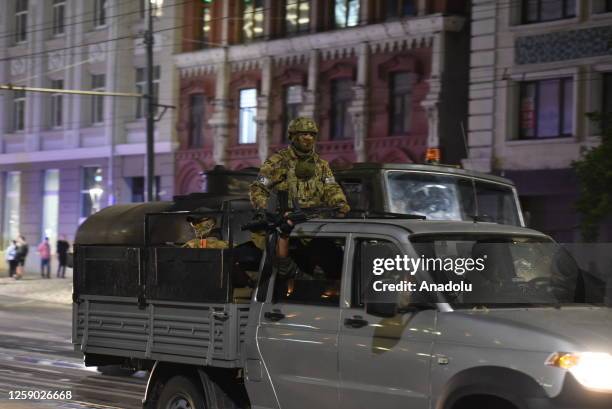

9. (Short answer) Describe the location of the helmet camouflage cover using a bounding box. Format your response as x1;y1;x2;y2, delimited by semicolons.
287;117;319;140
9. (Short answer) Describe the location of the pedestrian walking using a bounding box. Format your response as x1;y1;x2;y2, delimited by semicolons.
38;237;51;279
56;235;70;279
15;235;28;279
4;240;18;278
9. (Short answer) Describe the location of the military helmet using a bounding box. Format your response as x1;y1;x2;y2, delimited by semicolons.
287;117;319;139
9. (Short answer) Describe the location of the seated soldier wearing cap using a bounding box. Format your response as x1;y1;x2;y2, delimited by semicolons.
182;216;228;249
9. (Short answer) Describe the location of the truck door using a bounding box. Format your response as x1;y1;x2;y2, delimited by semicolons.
257;236;346;409
338;238;435;409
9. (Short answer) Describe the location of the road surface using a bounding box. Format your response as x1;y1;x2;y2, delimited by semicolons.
0;294;146;409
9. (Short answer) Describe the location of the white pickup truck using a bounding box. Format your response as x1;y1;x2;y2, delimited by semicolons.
72;198;611;409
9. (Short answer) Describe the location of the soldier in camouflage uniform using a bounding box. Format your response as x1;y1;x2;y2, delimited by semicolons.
249;117;350;214
182;216;228;249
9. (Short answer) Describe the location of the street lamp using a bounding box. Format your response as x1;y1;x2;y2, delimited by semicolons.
89;185;104;214
150;0;164;16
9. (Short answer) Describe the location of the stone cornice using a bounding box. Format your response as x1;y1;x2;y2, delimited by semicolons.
175;14;465;77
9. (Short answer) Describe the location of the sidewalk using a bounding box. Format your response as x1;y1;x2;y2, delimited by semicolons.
0;272;73;305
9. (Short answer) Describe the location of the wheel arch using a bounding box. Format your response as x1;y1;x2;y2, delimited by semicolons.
142;362;247;409
435;366;548;409
142;362;199;409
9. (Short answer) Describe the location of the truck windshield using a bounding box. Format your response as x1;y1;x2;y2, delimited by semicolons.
409;235;606;308
386;171;520;225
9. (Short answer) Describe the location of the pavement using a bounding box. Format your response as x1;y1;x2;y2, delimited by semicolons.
0;271;73;305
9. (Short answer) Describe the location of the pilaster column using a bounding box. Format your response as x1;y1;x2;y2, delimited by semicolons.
422;102;439;154
462;0;497;172
299;49;320;120
310;0;322;33
359;0;371;25
221;0;231;46
25;0;45;151
257;57;273;163
0;3;9;152
421;34;444;153
348;42;369;162
67;0;85;148
105;0;130;146
209;49;230;166
105;0;132;205
156;0;180;145
417;0;428;16
263;0;274;39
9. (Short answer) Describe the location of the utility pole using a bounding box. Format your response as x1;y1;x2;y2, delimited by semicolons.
145;0;155;202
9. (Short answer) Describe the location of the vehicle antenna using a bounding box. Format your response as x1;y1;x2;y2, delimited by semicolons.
460;122;479;223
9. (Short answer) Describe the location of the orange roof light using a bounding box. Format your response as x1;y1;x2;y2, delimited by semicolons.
426;148;441;163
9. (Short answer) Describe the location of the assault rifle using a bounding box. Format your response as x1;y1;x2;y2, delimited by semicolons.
241;203;341;298
241;192;341;233
241;207;339;233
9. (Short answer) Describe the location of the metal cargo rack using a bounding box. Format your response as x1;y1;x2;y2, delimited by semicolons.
72;199;259;368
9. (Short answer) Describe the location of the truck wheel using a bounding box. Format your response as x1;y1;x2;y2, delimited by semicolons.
157;376;206;409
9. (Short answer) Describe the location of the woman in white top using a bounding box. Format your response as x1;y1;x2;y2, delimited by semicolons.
4;240;17;278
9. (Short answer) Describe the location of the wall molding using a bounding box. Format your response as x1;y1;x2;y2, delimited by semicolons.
175;15;464;77
0;142;176;165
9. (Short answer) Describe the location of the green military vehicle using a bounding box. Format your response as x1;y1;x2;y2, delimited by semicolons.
200;163;524;226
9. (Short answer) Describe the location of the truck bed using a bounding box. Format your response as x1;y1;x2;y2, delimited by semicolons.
73;295;251;368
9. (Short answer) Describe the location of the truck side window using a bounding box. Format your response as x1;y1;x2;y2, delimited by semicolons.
273;237;345;306
352;239;402;308
339;178;372;210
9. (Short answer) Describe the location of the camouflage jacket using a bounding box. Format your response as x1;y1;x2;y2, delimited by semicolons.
249;147;350;212
182;237;228;249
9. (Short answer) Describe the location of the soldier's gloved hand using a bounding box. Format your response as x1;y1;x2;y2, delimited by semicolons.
336;202;351;217
287;209;307;225
277;218;295;238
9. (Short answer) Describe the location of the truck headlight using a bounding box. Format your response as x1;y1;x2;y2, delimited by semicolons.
546;352;612;392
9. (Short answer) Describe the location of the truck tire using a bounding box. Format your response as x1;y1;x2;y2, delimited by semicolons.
452;395;518;409
157;375;206;409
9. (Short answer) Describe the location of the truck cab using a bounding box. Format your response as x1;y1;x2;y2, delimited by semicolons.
334;163;524;226
73;201;611;409
194;163;525;227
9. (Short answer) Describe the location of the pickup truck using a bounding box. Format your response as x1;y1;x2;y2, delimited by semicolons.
72;197;611;409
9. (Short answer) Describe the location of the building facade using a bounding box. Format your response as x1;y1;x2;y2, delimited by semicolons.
174;0;470;194
0;0;180;273
464;0;612;241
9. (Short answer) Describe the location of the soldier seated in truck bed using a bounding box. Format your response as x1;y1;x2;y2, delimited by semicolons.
182;215;229;249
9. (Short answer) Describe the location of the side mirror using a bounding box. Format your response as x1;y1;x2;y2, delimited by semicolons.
365;277;397;317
